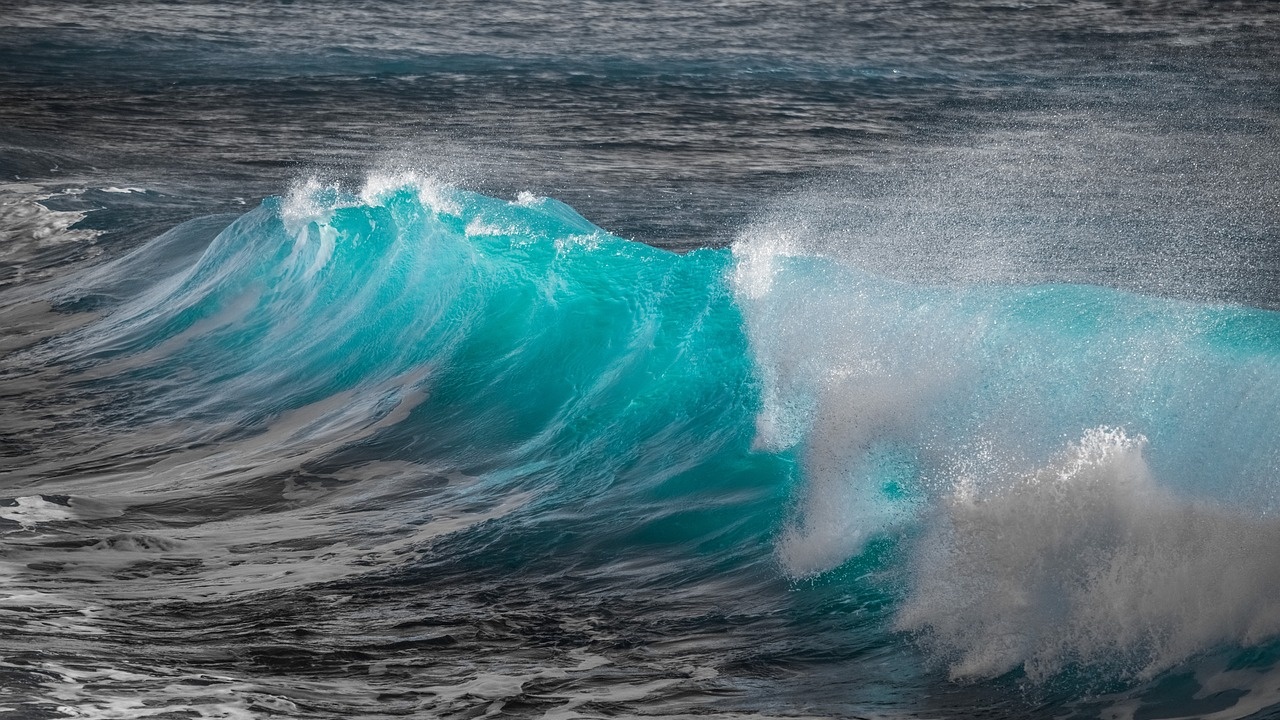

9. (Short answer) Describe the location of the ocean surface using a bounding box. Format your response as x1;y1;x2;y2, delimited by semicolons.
2;2;1279;718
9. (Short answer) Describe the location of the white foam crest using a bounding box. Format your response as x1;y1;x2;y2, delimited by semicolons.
282;171;465;232
897;427;1280;682
729;226;803;302
359;170;463;216
279;175;343;232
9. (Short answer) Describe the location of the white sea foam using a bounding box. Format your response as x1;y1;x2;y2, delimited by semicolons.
361;170;463;216
282;171;466;237
729;225;801;304
897;427;1280;682
0;184;100;281
731;228;970;578
0;495;123;528
280;175;342;232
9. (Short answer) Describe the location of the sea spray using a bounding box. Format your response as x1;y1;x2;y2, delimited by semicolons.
898;427;1280;682
730;209;1280;681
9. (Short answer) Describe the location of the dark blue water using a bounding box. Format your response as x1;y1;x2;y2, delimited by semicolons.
2;2;1279;718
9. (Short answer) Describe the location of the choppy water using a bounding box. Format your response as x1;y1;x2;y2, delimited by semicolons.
2;2;1280;718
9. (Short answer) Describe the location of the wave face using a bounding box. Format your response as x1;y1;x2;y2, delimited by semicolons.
26;175;792;572
5;176;1280;718
54;175;758;467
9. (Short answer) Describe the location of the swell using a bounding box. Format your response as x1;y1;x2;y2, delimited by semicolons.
8;174;1280;707
12;175;785;570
